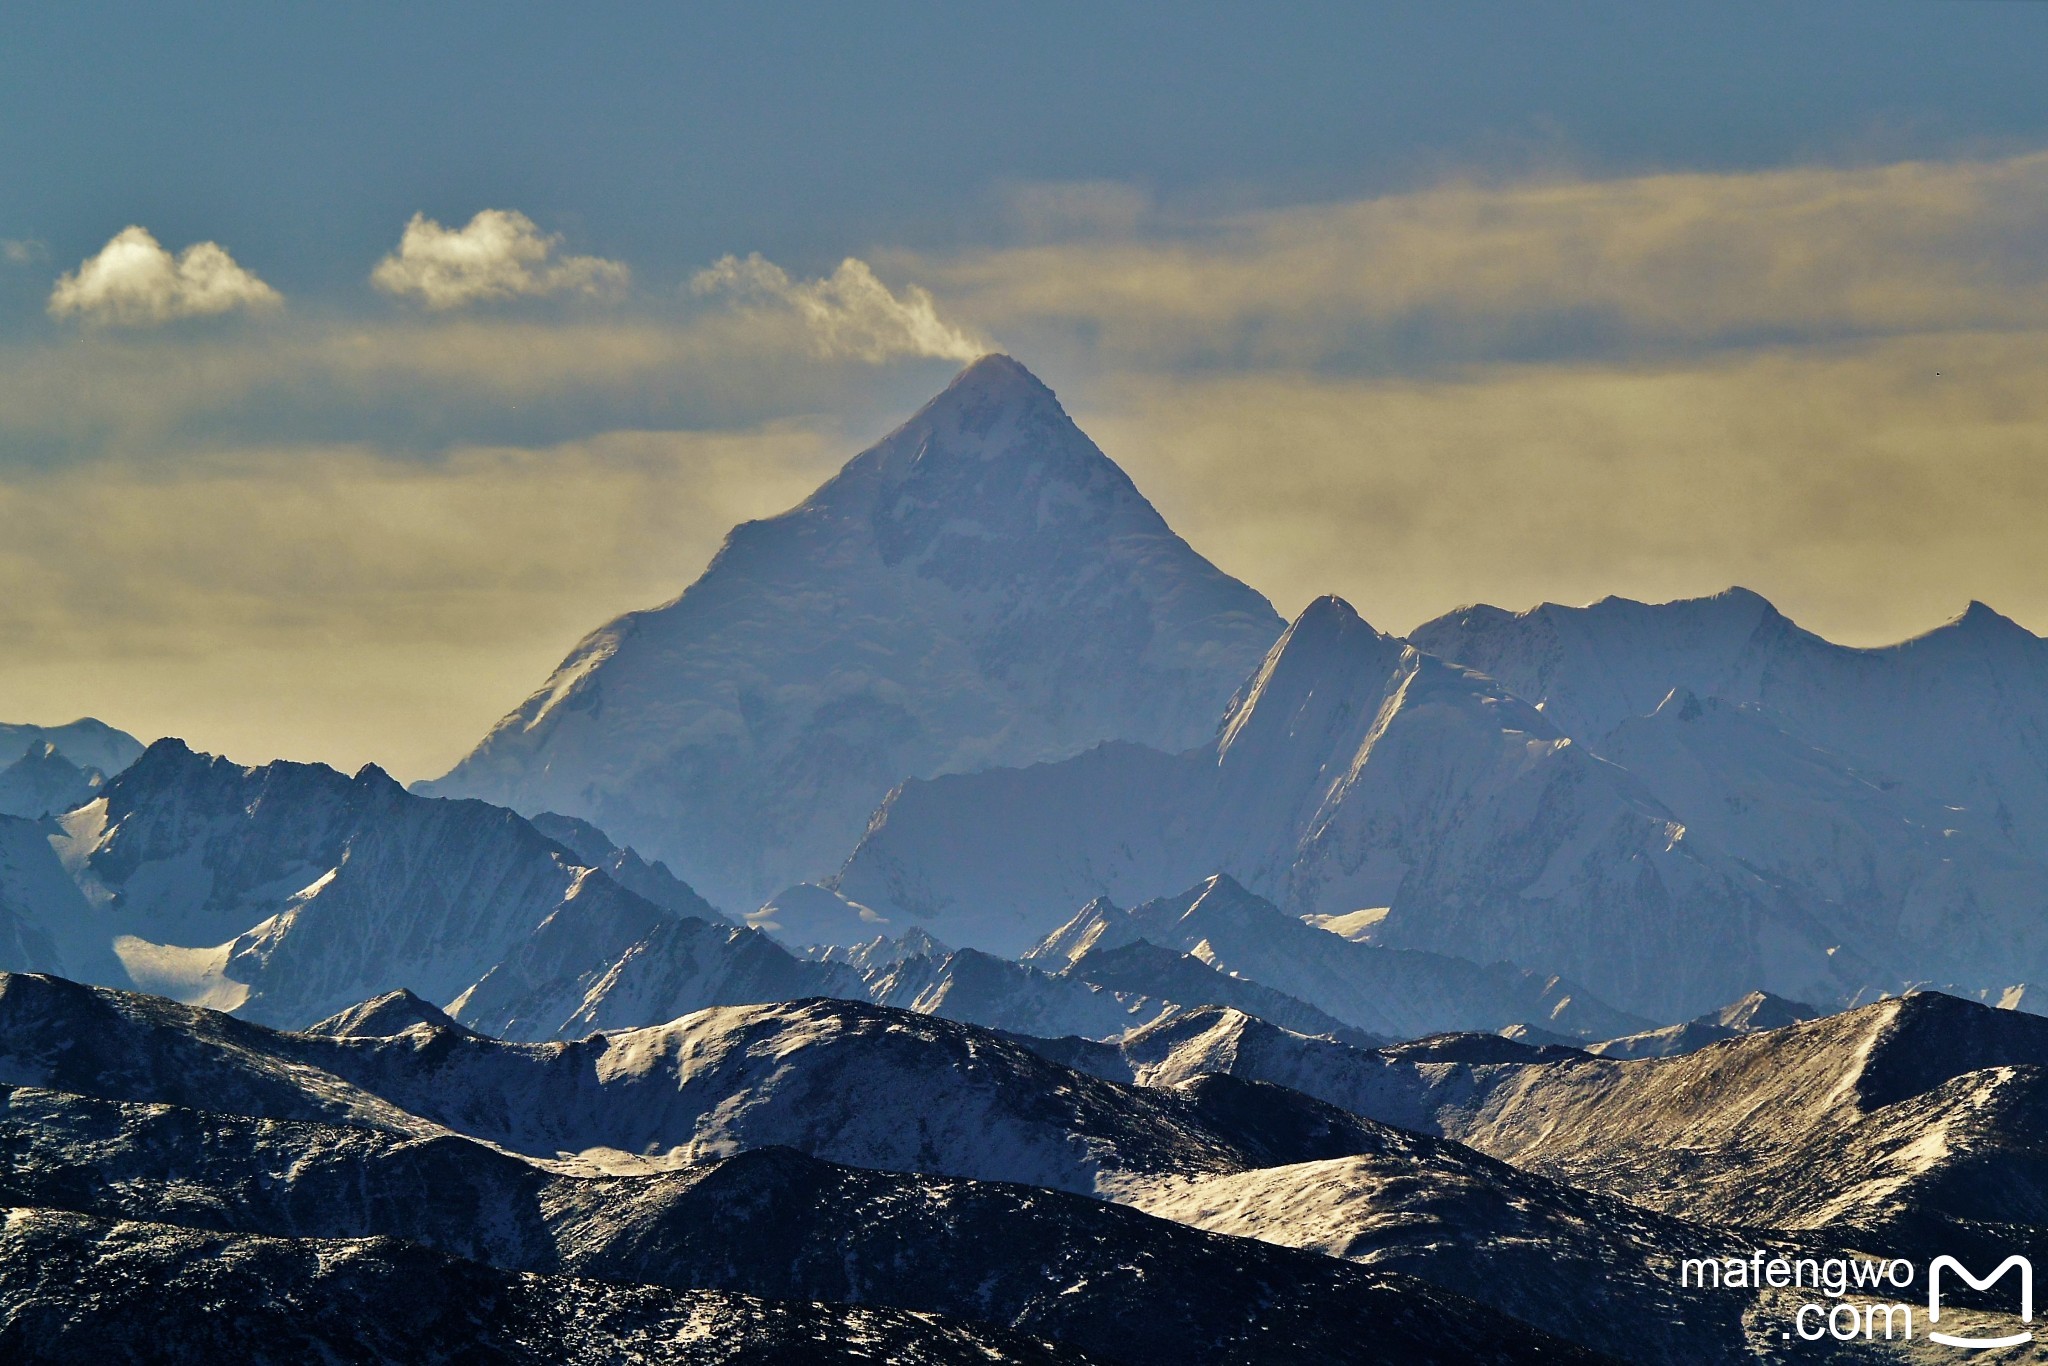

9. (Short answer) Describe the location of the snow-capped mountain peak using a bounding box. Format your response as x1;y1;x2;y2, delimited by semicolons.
423;355;1283;908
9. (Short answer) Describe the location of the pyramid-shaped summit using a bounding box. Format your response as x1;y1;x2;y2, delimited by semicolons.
426;356;1283;910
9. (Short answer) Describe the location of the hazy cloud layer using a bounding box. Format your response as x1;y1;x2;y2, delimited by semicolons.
693;253;984;362
910;151;2048;367
0;425;846;776
372;210;629;309
48;227;282;326
1086;331;2048;644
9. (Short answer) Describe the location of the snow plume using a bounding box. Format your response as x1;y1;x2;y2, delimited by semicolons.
692;253;984;362
48;227;281;326
372;210;629;309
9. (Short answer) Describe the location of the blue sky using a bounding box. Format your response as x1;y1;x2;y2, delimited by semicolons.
4;3;2047;774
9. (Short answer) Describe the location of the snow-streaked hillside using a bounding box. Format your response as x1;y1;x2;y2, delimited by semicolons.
0;1083;1582;1366
0;740;858;1034
0;974;1371;1196
423;355;1283;909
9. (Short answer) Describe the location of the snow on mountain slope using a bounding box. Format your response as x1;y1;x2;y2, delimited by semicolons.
527;811;728;923
1028;988;2048;1289
0;1206;1082;1366
1602;687;2048;992
0;718;143;780
0;743;106;821
451;900;868;1041
746;881;898;947
1125;1138;1751;1366
853;931;1382;1047
422;355;1283;910
0;1086;1591;1366
1411;589;2048;854
1442;992;2048;1232
0;974;1382;1198
1026;876;1649;1040
1586;989;1823;1060
1174;989;2048;1269
304;987;472;1038
0;739;861;1034
1057;934;1384;1046
1075;987;2048;1253
838;598;1859;1019
1019;1003;1571;1138
0;972;440;1137
864;946;1156;1040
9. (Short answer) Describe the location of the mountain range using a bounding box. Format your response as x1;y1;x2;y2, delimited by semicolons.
5;355;2048;1360
835;581;2048;1020
12;966;2045;1361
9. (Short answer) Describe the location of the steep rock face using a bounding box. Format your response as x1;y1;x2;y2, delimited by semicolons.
0;741;853;1035
856;935;1380;1047
1408;592;2048;999
424;355;1282;909
1059;935;1383;1047
837;599;1879;1018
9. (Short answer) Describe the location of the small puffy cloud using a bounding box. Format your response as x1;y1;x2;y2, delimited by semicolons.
372;210;629;309
692;253;984;362
48;227;282;326
3;239;48;267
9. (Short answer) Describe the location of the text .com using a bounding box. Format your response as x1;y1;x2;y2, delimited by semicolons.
1679;1252;2033;1348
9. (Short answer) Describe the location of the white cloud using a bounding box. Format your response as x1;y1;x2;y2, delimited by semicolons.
371;210;629;309
692;253;984;362
48;227;282;326
3;239;47;267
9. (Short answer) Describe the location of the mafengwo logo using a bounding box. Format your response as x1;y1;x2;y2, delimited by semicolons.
1928;1256;2033;1351
1680;1251;2034;1348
